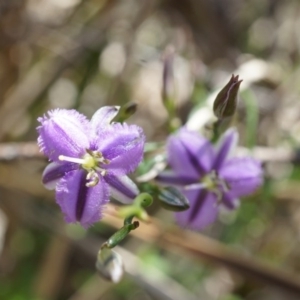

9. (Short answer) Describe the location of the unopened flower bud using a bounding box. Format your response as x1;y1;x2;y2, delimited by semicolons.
213;74;242;120
96;246;124;283
158;186;190;212
124;102;137;115
112;102;137;123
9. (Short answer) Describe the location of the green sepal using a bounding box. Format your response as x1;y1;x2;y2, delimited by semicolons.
158;186;190;212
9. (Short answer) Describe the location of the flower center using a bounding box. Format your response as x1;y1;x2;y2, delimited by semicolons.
201;174;216;191
59;150;110;187
200;171;230;203
82;153;98;170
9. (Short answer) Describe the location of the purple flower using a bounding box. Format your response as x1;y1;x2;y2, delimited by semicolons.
156;128;263;230
37;106;145;228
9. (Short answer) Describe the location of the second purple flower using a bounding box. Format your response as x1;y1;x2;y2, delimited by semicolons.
37;106;145;228
156;128;263;230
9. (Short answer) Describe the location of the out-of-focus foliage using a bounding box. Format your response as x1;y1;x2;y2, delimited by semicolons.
1;0;300;299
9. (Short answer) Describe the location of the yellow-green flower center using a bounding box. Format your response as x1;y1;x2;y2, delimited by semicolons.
201;174;216;191
199;171;230;203
82;153;98;170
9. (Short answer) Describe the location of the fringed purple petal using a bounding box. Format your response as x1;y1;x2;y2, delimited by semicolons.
96;123;145;175
213;128;238;169
168;128;215;178
91;106;120;134
155;171;197;186
42;162;78;190
37;109;90;161
219;157;263;198
105;174;139;204
176;189;218;230
56;170;109;228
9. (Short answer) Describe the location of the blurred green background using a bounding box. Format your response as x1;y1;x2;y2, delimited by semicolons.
1;0;300;299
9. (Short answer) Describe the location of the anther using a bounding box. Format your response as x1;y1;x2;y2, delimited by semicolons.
100;170;107;176
96;157;110;164
86;171;99;187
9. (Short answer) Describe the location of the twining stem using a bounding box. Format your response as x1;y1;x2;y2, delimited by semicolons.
104;221;139;249
102;193;153;249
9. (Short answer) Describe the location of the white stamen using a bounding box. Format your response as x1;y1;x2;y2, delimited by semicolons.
86;176;99;187
59;155;84;164
95;166;107;176
184;183;207;190
214;189;223;204
217;180;229;193
96;158;110;164
100;170;107;176
96;157;105;163
86;172;92;180
86;170;100;187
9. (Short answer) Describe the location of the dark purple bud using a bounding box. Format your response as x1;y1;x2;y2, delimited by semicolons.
213;74;242;120
158;186;190;212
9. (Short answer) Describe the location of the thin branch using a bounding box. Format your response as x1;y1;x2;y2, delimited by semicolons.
0;0;118;139
0;141;295;163
103;205;300;296
0;142;41;160
4;193;300;296
1;143;300;294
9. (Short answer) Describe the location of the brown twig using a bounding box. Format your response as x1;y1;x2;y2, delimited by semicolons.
5;192;300;296
103;205;300;296
0;141;295;163
1;142;300;294
0;0;118;139
0;142;41;160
